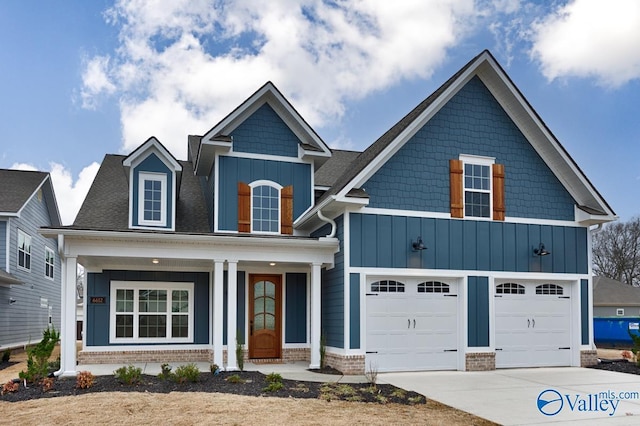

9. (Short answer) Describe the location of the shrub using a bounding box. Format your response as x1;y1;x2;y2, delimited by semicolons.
41;377;55;392
114;365;142;385
1;381;19;395
622;350;634;361
262;381;284;392
76;371;95;389
629;331;640;366
364;362;378;388
19;326;60;384
265;372;282;383
236;333;244;372
158;363;172;381
173;363;200;384
1;349;10;363
226;374;245;384
48;356;60;372
320;332;327;369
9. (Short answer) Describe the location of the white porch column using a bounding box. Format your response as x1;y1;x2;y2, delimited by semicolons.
309;262;322;369
226;260;238;371
59;255;77;377
213;260;225;368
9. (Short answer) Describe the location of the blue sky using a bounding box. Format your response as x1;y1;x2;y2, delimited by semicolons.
1;0;638;224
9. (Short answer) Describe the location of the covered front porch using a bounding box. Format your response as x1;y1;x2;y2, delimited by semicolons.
52;229;338;376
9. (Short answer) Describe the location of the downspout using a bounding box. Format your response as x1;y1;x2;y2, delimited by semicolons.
317;210;336;238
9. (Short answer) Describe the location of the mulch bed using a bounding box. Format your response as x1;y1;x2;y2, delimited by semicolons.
1;371;426;405
588;358;640;375
0;361;18;371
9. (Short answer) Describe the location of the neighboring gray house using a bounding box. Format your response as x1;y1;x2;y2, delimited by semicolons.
0;169;62;350
593;276;640;317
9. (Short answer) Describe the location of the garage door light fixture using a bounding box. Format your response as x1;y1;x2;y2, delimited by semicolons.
533;243;550;256
412;236;427;251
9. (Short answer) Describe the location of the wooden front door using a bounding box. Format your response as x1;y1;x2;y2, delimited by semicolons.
249;275;282;359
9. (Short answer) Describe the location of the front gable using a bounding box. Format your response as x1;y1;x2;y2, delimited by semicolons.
363;76;576;221
123;137;182;231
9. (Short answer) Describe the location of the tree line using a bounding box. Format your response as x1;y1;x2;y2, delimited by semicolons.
593;217;640;287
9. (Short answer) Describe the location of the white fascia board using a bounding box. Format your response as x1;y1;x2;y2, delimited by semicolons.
123;138;182;172
15;176;48;218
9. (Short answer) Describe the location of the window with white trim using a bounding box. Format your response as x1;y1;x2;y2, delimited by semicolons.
110;281;193;343
17;230;31;271
617;308;625;316
45;247;55;279
461;155;494;218
138;172;167;226
250;180;281;233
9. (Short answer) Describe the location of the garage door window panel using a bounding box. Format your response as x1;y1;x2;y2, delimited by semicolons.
535;284;564;295
418;281;450;293
370;280;405;293
496;283;525;294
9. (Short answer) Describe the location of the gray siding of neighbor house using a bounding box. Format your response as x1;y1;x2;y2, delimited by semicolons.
595;306;640;318
0;220;6;267
0;193;61;348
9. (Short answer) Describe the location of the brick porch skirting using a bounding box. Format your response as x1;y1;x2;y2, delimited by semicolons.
78;349;213;365
580;349;598;367
465;352;496;371
324;352;365;375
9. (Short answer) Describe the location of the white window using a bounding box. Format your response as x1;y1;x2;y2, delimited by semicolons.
370;280;405;293
496;283;525;294
138;172;167;226
17;230;31;271
45;247;55;279
250;180;281;234
460;155;494;218
110;281;193;343
617;308;625;316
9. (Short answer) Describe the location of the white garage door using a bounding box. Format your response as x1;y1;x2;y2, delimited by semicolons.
366;278;458;372
495;282;571;368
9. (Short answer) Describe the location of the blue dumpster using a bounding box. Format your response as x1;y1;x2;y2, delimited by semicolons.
594;317;640;348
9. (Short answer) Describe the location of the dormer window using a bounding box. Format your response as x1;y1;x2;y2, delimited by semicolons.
138;172;167;226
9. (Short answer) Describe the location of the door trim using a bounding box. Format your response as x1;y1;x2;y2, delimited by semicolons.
248;274;282;359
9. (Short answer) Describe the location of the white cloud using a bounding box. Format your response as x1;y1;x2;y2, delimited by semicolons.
11;162;100;226
82;0;476;159
531;0;640;87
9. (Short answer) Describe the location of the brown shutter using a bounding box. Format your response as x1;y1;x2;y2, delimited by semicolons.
450;159;464;218
238;182;251;233
492;163;505;221
280;185;293;235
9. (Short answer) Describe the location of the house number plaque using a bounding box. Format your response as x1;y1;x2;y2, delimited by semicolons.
90;296;106;304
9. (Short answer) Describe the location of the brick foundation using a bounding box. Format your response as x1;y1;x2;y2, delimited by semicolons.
324;352;365;375
78;349;212;365
580;349;598;367
465;352;496;371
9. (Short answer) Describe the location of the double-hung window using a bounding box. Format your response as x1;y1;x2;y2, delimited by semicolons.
17;230;31;271
110;281;193;343
45;247;55;279
461;155;494;219
138;172;167;226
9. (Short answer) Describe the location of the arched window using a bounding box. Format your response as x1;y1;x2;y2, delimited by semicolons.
536;284;564;295
371;280;405;293
417;281;450;293
250;181;281;233
496;283;525;295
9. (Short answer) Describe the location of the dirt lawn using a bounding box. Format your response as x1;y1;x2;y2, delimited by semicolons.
0;348;496;425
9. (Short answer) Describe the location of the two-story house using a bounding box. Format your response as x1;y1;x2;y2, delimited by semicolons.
1;169;62;350
46;50;615;376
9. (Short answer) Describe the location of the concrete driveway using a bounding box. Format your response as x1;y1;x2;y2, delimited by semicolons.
380;367;640;425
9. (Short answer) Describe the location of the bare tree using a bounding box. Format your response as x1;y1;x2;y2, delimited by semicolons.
593;217;640;286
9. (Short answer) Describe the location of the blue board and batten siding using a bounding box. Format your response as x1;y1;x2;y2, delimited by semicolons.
230;103;300;157
468;276;489;347
285;273;307;344
363;76;575;221
217;157;312;231
314;216;345;349
131;153;173;229
349;273;360;349
0;194;61;347
85;270;209;346
581;279;589;345
350;213;588;274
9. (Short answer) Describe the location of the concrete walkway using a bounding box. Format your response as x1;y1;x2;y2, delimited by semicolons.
380;367;640;425
77;360;368;384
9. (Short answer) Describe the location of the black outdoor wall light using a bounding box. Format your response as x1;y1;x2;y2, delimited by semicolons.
412;236;427;251
533;243;550;256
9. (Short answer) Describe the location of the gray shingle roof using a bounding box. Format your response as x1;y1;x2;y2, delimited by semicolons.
72;155;210;233
314;150;361;187
593;276;640;306
0;169;49;213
